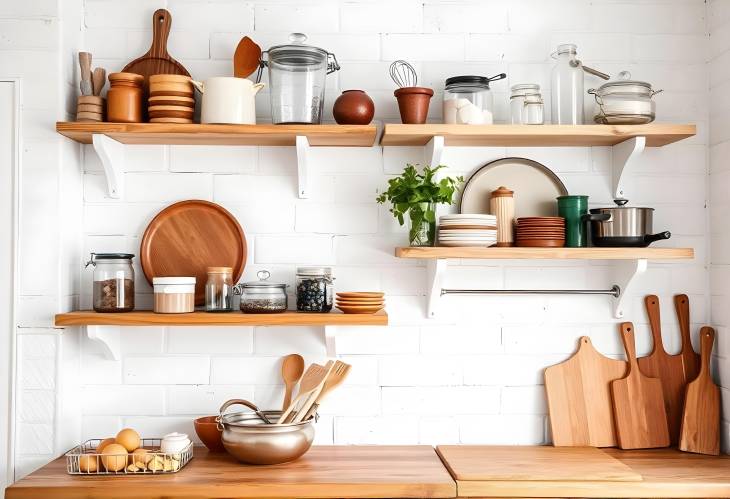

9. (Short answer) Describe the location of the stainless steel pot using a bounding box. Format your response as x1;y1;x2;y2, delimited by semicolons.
583;200;670;247
216;399;314;465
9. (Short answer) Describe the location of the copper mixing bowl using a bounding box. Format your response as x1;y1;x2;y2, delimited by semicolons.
194;416;225;452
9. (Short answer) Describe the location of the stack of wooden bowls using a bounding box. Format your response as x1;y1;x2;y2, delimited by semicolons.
76;95;105;122
335;292;385;315
148;74;195;123
515;217;566;247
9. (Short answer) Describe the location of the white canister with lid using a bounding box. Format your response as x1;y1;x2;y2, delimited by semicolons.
161;432;191;454
153;277;196;313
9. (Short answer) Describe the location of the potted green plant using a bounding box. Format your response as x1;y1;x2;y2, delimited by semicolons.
376;164;463;247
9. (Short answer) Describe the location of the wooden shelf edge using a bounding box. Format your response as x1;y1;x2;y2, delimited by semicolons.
54;310;388;327
394;247;694;260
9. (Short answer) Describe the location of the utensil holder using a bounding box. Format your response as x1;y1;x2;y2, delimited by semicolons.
394;87;433;124
76;96;105;122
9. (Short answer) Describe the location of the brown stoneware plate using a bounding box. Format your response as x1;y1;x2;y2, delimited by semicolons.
140;200;246;305
336;304;384;314
516;239;565;247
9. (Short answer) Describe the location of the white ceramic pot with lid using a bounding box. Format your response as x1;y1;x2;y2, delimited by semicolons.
192;77;265;124
153;276;196;313
588;71;662;124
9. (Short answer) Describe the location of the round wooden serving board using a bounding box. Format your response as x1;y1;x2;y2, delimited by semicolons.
140;200;246;305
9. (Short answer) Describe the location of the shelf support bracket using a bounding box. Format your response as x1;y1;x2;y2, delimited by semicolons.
425;135;445;167
92;134;125;199
426;259;448;318
324;326;336;357
86;325;121;360
612;258;648;319
612;136;645;200
296;135;310;199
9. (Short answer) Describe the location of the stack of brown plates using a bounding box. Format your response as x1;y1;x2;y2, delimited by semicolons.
76;95;105;122
335;292;385;314
515;217;565;247
148;74;195;123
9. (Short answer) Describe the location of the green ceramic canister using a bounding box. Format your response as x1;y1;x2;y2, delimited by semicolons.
557;195;588;247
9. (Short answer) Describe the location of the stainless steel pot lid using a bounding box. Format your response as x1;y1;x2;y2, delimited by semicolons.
240;270;287;290
589;199;654;211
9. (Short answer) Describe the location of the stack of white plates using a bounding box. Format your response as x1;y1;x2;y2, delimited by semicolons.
438;214;497;247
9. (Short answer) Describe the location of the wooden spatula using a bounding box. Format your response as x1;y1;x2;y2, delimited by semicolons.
277;362;333;424
611;322;670;449
233;36;261;79
679;327;720;455
92;67;106;96
298;361;351;422
78;52;93;96
675;294;700;381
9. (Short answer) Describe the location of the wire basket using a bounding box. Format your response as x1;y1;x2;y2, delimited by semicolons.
65;438;193;475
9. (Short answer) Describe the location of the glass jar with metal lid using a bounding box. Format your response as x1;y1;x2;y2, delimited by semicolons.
258;33;340;124
443;74;506;125
85;253;135;313
237;270;288;313
510;84;544;125
588;72;662;124
296;267;334;312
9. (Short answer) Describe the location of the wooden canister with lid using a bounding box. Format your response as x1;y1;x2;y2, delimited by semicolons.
490;186;514;247
107;72;144;123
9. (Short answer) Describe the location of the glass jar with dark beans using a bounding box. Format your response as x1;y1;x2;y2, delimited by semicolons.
296;267;334;312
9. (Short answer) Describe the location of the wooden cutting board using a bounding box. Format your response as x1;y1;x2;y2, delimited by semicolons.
637;295;686;445
612;322;670;449
679;327;720;455
544;336;626;447
675;294;701;381
140;200;246;305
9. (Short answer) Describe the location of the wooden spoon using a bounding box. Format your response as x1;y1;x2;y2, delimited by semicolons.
92;67;106;96
281;354;304;411
299;361;351;422
233;36;261;79
277;362;333;424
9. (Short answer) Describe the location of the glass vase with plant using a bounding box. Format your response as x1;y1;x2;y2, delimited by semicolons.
376;164;463;247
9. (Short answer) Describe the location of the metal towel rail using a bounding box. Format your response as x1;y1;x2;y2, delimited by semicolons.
441;285;620;297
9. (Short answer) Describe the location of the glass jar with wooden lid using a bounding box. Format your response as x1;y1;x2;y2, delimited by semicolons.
107;72;144;123
205;266;234;312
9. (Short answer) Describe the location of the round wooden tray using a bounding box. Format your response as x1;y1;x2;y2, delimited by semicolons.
140;200;246;305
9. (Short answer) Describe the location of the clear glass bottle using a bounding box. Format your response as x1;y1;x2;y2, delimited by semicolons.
296;267;334;312
85;253;135;313
551;44;584;124
205;266;233;312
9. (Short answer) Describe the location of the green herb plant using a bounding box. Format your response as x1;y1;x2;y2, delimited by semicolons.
376;164;463;246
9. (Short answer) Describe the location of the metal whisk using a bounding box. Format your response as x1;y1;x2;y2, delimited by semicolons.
389;60;418;88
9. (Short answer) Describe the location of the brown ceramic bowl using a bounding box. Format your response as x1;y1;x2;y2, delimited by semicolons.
194;416;226;452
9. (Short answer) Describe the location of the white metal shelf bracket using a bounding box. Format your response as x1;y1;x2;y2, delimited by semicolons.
324;326;336;357
86;325;121;360
612;136;645;200
425;135;445;167
296;135;310;198
92;134;126;199
612;258;648;319
426;259;448;318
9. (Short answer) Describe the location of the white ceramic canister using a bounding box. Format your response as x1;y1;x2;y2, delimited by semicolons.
192;77;265;124
153;277;196;313
161;432;191;454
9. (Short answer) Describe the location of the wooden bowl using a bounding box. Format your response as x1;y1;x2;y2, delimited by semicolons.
194;416;225;452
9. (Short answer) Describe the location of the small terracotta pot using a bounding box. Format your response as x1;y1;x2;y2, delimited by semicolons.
194;415;225;453
333;90;375;125
394;87;434;124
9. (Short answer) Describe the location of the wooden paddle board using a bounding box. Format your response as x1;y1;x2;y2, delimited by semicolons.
675;294;701;381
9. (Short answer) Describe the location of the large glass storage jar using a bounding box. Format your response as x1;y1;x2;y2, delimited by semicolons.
443;74;506;125
205;266;233;312
551;44;584;124
260;33;340;124
296;267;334;312
588;73;661;124
510;84;544;125
238;270;288;313
86;253;135;313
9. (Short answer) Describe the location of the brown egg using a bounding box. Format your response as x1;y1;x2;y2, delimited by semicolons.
101;443;128;471
115;428;141;452
131;448;151;466
78;454;98;473
96;437;116;454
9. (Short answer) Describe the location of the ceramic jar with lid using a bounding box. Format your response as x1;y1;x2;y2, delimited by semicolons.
237;270;288;313
153;277;196;313
107;72;144;123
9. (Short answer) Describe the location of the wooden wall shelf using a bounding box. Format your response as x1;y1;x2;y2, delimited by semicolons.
395;247;694;260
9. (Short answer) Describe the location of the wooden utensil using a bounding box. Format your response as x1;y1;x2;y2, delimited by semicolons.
637;294;686;444
675;294;701;381
281;354;305;411
544;336;626;447
277;362;333;424
611;322;670;449
297;361;351;422
679;327;720;455
233;36;261;79
122;9;190;91
92;67;106;96
140;200;246;305
78;52;93;96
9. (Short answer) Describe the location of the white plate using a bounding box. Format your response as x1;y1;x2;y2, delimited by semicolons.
441;215;496;221
438;238;497;242
460;158;568;217
439;241;495;247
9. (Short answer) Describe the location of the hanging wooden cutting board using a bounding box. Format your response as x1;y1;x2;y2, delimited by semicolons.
544;336;626;447
679;326;720;455
675;294;701;381
612;322;670;450
140;200;246;305
637;295;686;445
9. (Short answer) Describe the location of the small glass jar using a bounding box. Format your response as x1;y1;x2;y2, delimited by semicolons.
443;74;506;125
510;84;544;125
107;72;144;123
296;267;334;312
238;270;288;313
205;266;233;312
86;253;135;313
153;277;196;314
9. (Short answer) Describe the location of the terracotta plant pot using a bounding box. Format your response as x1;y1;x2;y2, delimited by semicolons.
333;90;375;125
394;87;434;124
194;415;225;452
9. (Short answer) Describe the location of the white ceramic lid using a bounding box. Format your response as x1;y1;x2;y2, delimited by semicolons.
153;277;196;285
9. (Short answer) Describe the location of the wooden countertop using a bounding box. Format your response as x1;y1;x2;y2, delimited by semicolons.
4;445;456;499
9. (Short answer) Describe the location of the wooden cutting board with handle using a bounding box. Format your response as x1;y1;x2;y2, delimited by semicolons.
637;294;686;445
675;294;701;381
544;336;626;447
612;322;670;449
679;326;720;455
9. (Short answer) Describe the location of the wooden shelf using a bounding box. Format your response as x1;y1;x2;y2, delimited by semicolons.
55;310;387;327
395;247;694;260
55;122;377;146
380;124;696;147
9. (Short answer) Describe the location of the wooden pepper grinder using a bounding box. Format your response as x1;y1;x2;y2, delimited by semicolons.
490;186;514;247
